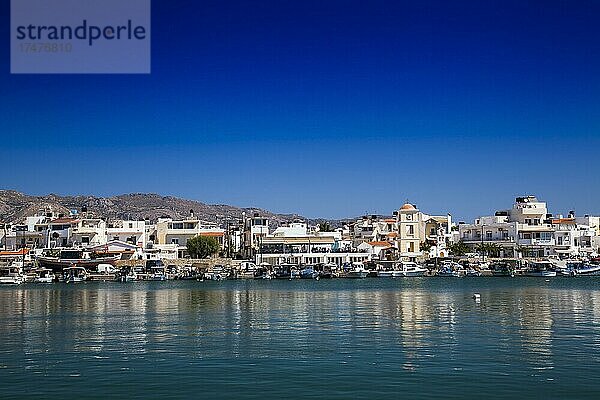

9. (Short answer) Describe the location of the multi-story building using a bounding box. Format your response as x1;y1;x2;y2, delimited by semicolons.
258;220;370;266
71;218;107;247
395;203;453;261
242;213;270;258
106;220;147;248
459;196;600;258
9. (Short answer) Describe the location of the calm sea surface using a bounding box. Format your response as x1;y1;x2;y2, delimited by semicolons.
1;278;600;399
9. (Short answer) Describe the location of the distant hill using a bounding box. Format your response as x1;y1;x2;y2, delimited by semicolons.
0;190;304;226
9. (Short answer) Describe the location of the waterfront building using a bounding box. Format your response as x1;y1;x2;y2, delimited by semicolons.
459;196;600;258
256;220;370;266
71;218;107;247
156;217;224;246
356;241;396;260
106;220;147;248
241;212;269;258
395;203;452;261
156;215;225;258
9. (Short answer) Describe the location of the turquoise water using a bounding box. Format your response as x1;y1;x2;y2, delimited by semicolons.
1;278;600;399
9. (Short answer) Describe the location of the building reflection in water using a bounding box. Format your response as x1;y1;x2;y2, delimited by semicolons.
2;280;600;379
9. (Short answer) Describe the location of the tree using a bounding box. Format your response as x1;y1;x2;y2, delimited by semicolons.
318;221;332;232
476;242;501;258
187;236;220;259
448;241;469;256
420;240;434;253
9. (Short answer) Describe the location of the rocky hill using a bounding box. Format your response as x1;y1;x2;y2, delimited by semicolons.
0;190;302;226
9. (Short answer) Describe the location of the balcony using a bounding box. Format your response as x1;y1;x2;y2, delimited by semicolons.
518;238;555;246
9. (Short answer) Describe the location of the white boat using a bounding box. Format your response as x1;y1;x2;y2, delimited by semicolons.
62;266;88;283
377;269;395;278
436;261;461;277
525;261;557;277
563;262;600;276
35;268;56;283
238;261;258;279
345;263;369;279
393;262;428;277
0;264;25;284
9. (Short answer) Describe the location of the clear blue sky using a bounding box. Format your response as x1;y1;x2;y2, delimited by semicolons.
1;1;599;220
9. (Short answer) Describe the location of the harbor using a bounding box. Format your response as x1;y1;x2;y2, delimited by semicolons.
1;278;600;399
1;195;599;285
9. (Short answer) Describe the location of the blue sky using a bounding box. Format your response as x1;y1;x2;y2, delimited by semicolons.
1;0;599;220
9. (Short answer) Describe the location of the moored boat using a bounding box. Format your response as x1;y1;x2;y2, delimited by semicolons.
524;261;557;277
0;263;24;285
299;266;319;279
563;262;600;276
436;261;461;277
345;263;369;279
34;268;56;283
490;261;516;277
62;266;88;283
394;262;427;277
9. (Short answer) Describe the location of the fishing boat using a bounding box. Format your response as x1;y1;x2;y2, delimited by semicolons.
436;261;461;277
118;267;139;282
490;262;516;277
465;268;482;277
37;249;119;273
0;263;24;284
34;268;56;283
300;266;319;279
524;261;557;277
238;261;258;279
276;264;300;279
345;263;369;279
62;266;88;283
562;262;600;276
253;266;272;279
315;263;335;279
393;262;428;277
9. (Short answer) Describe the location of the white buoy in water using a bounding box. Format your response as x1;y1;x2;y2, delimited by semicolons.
472;293;481;301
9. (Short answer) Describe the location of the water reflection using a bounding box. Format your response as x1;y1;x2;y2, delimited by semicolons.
1;279;600;398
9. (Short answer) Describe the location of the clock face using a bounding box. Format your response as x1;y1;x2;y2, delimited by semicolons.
406;215;412;220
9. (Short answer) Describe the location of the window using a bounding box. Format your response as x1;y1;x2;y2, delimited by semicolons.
171;238;179;245
486;231;492;240
82;237;89;244
525;219;532;225
407;225;414;235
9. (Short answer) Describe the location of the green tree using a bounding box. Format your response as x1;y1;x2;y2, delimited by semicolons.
476;242;501;258
448;241;470;256
420;240;434;252
187;236;220;259
318;221;332;232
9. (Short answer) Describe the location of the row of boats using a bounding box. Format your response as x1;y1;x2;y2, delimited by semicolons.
1;257;599;285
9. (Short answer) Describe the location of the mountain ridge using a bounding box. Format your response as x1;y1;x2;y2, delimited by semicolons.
0;190;306;226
